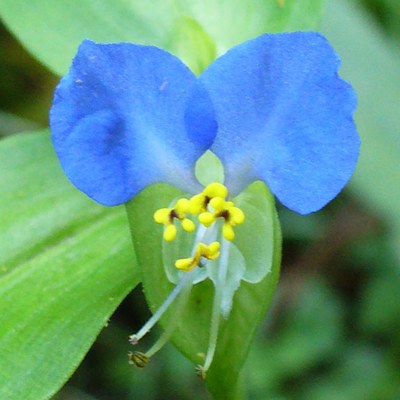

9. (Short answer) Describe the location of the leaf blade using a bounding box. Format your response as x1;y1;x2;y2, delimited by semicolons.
0;131;137;400
0;0;325;76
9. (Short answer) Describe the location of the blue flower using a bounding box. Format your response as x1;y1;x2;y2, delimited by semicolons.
50;32;359;215
50;32;360;374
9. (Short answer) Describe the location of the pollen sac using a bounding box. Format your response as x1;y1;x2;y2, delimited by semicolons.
153;198;195;241
189;182;228;214
199;197;245;241
175;242;220;272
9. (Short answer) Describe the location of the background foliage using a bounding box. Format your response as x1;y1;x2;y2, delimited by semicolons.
0;0;399;399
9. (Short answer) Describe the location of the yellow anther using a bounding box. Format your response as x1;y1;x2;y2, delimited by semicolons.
221;202;245;240
189;193;206;214
222;223;235;241
154;197;195;241
175;257;195;272
181;218;195;232
204;242;220;259
209;196;225;211
197;196;245;240
230;207;245;224
164;224;177;242
153;208;171;224
189;183;229;215
198;212;215;227
175;198;190;213
203;183;228;199
175;242;220;272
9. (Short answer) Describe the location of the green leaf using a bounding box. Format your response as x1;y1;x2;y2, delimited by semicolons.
126;181;281;399
168;16;216;76
321;0;400;253
0;0;325;76
183;0;325;53
0;131;138;400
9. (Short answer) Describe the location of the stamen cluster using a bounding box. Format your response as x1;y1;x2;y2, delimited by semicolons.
153;182;245;271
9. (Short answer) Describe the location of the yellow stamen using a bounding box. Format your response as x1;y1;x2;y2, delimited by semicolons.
175;242;220;272
175;257;196;272
198;196;245;240
153;208;171;224
188;193;205;214
198;212;215;227
206;242;220;259
181;218;195;232
164;224;177;242
209;196;225;210
189;183;229;215
203;182;228;199
154;197;195;241
175;198;190;213
222;223;235;241
230;207;245;224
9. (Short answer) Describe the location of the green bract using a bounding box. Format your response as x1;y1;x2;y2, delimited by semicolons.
126;153;281;398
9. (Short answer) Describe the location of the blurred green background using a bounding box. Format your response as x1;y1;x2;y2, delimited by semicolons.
1;0;399;399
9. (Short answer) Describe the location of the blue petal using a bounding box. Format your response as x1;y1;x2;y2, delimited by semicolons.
50;40;216;206
200;32;360;214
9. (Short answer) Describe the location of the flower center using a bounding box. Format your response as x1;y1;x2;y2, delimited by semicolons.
154;182;245;270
